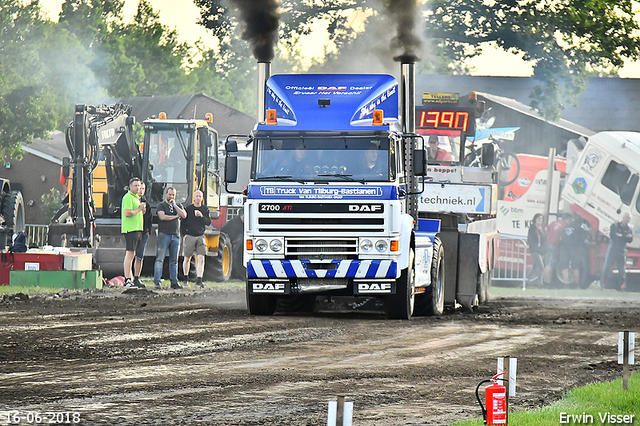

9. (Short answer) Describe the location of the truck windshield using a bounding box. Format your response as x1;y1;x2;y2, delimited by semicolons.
254;137;392;182
146;127;192;203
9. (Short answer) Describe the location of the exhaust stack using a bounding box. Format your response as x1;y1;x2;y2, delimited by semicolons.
257;61;271;123
396;55;419;219
398;56;416;134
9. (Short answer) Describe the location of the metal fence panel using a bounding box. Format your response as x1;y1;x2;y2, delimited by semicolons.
25;224;49;248
492;234;529;290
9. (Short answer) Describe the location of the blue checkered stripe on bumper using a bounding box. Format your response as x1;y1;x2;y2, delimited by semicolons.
247;260;398;279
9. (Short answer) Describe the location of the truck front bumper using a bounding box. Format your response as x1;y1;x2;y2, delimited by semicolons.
247;259;398;279
247;259;398;295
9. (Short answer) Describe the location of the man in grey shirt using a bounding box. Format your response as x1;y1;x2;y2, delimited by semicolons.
154;187;186;289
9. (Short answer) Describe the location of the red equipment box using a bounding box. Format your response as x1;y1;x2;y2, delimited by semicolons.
0;252;64;285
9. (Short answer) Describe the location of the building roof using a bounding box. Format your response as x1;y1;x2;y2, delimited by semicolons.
119;93;256;138
118;94;197;121
23;130;67;164
477;92;595;138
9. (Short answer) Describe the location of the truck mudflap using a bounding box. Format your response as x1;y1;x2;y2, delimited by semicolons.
247;259;398;279
415;219;440;288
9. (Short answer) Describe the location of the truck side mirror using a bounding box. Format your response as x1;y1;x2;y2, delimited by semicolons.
225;156;238;184
226;140;238;153
414;149;427;176
62;157;71;178
481;143;495;167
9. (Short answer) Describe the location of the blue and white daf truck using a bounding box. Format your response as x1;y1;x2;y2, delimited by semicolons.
225;61;499;319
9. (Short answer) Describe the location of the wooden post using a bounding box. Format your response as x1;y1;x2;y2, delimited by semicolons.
623;331;629;391
327;395;353;426
336;395;345;426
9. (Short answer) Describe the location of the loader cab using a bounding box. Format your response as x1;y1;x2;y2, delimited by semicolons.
142;116;220;212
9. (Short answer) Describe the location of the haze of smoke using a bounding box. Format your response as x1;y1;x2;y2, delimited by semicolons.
228;0;280;62
310;3;432;75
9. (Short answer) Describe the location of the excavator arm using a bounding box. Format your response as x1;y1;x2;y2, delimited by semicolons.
64;103;139;247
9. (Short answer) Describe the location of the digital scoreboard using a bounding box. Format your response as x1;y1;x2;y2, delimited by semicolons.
416;92;478;137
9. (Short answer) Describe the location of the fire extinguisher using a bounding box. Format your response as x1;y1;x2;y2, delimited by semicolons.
476;372;508;425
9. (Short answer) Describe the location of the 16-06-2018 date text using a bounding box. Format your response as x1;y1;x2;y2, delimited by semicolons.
3;411;81;424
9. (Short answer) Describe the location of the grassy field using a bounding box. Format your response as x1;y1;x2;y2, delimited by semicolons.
490;282;640;300
0;278;245;295
453;372;639;426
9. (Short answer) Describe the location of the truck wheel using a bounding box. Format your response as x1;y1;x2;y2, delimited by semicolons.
477;266;491;304
415;237;445;316
386;248;415;319
205;232;233;282
51;204;72;223
246;282;277;315
3;190;25;234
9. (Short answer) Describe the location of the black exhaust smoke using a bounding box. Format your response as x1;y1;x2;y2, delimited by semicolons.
385;0;421;63
229;0;280;62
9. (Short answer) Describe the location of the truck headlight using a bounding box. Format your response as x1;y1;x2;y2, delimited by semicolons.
269;239;283;252
375;240;388;253
360;239;373;253
255;239;268;252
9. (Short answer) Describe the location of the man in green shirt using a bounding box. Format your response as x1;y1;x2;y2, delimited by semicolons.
122;177;147;288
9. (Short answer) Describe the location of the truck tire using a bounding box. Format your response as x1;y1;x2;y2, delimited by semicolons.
386;248;415;320
415;237;445;316
51;204;72;223
477;266;491;304
246;282;277;315
205;232;233;282
3;190;25;234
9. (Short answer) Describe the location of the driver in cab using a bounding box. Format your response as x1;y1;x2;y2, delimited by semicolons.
265;141;312;176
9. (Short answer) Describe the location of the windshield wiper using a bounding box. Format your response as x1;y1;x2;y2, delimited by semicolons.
254;175;294;181
317;173;365;183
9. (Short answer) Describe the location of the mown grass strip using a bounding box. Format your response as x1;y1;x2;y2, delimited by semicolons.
453;372;639;426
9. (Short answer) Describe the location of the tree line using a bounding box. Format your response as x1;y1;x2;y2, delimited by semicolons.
3;0;640;160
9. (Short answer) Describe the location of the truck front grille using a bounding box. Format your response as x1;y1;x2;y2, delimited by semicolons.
286;238;358;260
258;217;383;233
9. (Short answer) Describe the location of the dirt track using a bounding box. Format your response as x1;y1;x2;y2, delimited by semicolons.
1;284;639;426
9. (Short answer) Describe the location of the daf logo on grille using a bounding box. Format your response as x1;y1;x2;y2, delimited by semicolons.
349;204;382;212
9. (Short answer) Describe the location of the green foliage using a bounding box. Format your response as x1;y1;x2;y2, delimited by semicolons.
40;187;64;222
425;0;640;120
0;1;65;161
196;0;640;120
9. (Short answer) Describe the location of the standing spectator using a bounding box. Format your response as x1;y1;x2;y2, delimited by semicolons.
543;213;573;284
133;182;151;288
527;213;546;286
601;211;633;290
182;190;211;288
154;187;186;289
558;218;594;287
122;177;146;288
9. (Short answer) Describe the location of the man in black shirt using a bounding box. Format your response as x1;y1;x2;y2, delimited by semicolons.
182;190;211;288
154;187;186;289
601;212;633;290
